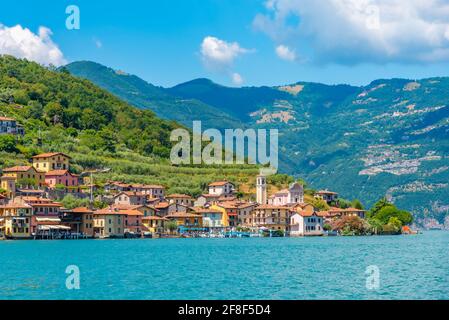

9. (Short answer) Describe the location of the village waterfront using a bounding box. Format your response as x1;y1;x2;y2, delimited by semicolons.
0;231;447;300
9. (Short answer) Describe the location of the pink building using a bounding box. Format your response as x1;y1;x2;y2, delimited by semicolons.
45;170;79;192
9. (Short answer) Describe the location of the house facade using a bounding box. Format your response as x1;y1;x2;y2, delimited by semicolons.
2;166;45;187
166;194;194;206
0;117;24;135
290;212;325;237
208;181;235;197
268;182;304;206
194;208;225;229
93;209;126;238
45;170;79;191
32;152;71;173
315;190;339;203
0;204;33;239
114;192;147;206
252;205;292;232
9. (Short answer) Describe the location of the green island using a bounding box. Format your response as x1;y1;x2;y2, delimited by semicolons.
0;55;413;240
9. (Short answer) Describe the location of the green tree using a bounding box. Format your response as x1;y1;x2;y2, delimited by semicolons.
0;135;18;153
165;220;178;234
351;199;365;210
375;206;413;226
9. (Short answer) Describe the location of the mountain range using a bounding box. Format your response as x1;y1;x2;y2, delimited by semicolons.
65;61;449;228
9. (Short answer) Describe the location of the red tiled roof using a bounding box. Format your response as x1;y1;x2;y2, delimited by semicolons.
208;181;232;187
166;212;202;219
166;194;192;199
72;207;94;214
45;170;77;177
32;152;71;159
256;205;291;210
2;166;35;173
142;216;168;221
0;117;16;121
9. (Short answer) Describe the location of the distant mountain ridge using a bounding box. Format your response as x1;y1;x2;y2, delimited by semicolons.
65;61;449;228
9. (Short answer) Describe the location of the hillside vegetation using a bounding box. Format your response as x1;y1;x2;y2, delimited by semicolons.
0;55;283;196
66;61;449;227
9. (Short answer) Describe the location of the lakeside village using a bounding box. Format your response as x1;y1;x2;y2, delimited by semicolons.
0;117;415;240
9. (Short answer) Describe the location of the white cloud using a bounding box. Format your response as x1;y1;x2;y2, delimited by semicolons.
0;24;66;66
231;72;244;85
200;36;250;70
254;0;449;64
275;45;296;61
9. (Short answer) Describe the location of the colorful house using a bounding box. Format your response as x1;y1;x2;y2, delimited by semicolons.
193;207;225;230
32;152;71;173
211;202;240;227
208;181;235;197
114;192;147;206
45;170;79;192
0;204;33;239
0;116;24;135
122;209;144;235
2;166;45;187
166;194;194;206
165;212;203;230
141;216;167;234
93;208;126;238
252;205;293;232
1;175;16;198
62;207;95;237
290;211;325;237
314;190;339;203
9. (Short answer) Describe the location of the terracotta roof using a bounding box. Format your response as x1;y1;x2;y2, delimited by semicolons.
2;166;35;173
0;117;16;121
208;181;232;187
95;208;127;215
72;207;94;214
256;205;291;210
142;216;168;221
29;203;62;208
0;204;32;209
328;207;365;213
155;202;170;209
200;194;219;198
120;209;144;216
192;207;223;214
45;170;77;176
166;212;202;219
114;191;146;197
132;184;165;189
32;152;71;159
166;194;192;199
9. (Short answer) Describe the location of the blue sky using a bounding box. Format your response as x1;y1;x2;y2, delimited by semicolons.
1;0;449;87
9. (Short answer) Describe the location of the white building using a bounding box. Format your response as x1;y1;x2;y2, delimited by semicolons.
208;181;235;196
269;182;304;206
256;175;267;205
290;212;324;237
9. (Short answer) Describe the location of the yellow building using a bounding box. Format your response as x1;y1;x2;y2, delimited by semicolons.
252;205;293;232
2;166;45;187
142;216;167;234
210;204;230;227
1;176;16;198
0;204;33;239
165;212;203;229
93;208;125;238
32;152;71;173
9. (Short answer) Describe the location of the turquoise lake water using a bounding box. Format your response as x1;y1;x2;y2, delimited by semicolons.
0;231;448;300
